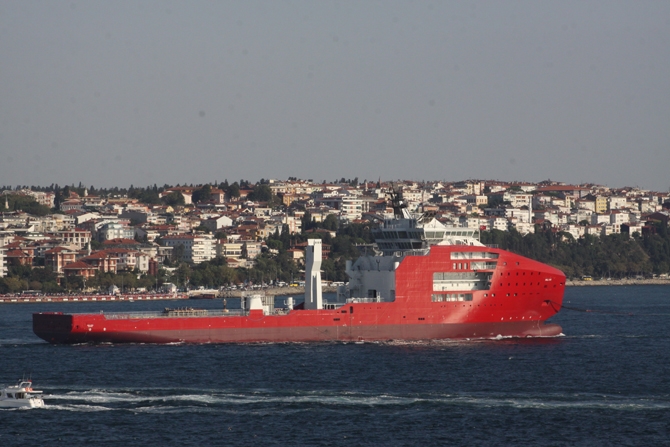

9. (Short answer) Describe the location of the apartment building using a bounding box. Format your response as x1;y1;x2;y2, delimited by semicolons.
161;234;215;264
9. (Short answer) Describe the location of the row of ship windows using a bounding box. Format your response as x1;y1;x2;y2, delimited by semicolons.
378;230;423;239
451;262;498;270
450;252;499;260
425;230;477;239
501;271;541;276
431;284;562;302
434;272;483;280
431;293;474;302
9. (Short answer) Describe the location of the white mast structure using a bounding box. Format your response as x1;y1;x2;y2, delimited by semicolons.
304;239;323;310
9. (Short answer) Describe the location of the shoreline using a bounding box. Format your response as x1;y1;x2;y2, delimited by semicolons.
218;286;337;297
565;278;670;287
3;281;669;304
0;287;338;304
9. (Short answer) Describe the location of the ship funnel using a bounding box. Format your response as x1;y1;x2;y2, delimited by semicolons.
304;239;323;310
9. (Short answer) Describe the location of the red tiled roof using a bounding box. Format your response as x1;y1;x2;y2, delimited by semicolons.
536;185;589;192
6;249;31;257
63;261;95;270
45;246;76;254
104;248;131;254
81;251;117;260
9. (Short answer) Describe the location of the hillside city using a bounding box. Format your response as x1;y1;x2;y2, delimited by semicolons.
1;178;670;294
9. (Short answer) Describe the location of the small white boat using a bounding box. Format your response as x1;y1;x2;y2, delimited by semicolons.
0;380;45;409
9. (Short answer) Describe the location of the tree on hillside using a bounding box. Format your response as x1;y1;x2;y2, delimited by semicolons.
1;194;51;216
301;210;316;232
192;184;212;203
163;191;185;207
248;184;275;203
322;214;339;231
228;182;240;199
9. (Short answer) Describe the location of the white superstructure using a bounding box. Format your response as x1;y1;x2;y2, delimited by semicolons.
339;188;485;303
304;239;323;310
0;380;44;409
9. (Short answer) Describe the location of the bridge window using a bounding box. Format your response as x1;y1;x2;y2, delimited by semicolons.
451;252;500;260
471;261;498;270
432;293;473;302
433;272;492;291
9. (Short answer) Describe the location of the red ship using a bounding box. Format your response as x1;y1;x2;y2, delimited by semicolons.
33;191;565;344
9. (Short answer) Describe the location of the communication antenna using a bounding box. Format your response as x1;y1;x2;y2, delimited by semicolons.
387;184;407;219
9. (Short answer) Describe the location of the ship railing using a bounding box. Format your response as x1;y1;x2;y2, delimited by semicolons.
345;297;384;304
100;307;302;319
485;244;499;248
323;302;346;310
102;309;246;319
388;249;429;257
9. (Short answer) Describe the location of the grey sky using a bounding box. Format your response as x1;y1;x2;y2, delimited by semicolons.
1;1;669;191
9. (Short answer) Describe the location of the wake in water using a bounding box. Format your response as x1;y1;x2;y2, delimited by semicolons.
35;387;670;413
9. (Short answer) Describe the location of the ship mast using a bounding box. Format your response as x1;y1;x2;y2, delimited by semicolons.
388;185;408;219
304;239;323;310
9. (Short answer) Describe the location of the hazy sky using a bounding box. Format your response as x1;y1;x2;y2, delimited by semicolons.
1;1;669;191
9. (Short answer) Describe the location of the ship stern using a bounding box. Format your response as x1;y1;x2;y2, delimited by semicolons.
33;312;79;344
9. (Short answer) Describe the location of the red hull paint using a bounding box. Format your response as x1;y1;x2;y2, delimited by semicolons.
33;247;565;344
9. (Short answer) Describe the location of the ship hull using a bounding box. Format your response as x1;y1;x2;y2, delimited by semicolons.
34;315;561;344
33;304;563;344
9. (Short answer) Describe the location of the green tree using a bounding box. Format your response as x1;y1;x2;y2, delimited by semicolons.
172;243;186;263
248;184;274;203
192;184;212;203
301;210;316;231
322;214;339;231
163;191;185;207
1;194;51;215
228;182;240;199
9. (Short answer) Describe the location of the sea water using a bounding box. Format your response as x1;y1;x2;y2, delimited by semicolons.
1;286;669;446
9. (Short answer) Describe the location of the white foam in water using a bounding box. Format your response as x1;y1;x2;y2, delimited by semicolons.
0;338;37;345
44;404;112;412
41;387;670;413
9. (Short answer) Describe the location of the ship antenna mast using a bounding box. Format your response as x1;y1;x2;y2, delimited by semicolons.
388;185;407;219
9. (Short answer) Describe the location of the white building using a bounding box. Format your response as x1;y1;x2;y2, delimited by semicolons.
601;223;621;236
162;234;215;264
202;215;234;232
575;209;593;224
98;222;135;241
56;229;92;249
609;211;628;225
608;196;629;210
488;217;509;232
561;223;585;240
503;193;532;209
218;242;243;259
0;246;6;278
591;214;611;225
315;194;364;222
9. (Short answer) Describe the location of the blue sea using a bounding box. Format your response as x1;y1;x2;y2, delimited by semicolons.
1;286;669;446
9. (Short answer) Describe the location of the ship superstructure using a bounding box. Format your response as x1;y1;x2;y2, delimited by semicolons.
341;188;488;305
